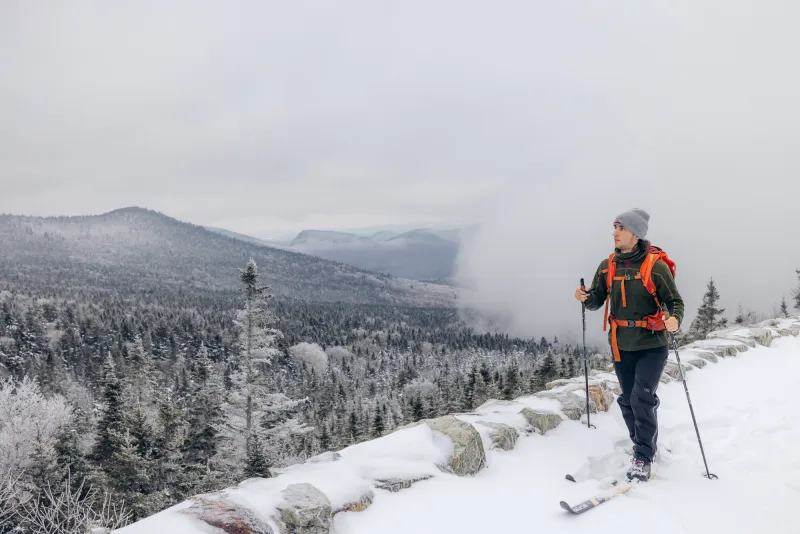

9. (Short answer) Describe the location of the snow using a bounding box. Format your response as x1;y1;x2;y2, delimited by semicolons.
335;333;800;534
116;321;800;534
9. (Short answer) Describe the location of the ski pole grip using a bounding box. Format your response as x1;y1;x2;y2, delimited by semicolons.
580;277;585;290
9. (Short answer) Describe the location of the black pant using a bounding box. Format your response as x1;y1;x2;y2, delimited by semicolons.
613;345;668;463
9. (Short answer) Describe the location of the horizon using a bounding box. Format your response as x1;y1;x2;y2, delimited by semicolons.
3;1;799;340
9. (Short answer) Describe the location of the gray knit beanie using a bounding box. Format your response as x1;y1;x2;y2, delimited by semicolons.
614;208;650;239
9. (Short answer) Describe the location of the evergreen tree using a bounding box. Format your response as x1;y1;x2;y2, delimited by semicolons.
372;405;385;437
92;355;126;464
502;358;521;401
793;269;800;310
688;278;727;340
245;433;270;478
183;344;224;473
533;351;558;391
780;296;789;318
734;304;745;325
218;259;283;475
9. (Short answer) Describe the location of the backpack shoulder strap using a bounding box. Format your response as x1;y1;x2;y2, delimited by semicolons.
602;253;615;331
640;245;676;306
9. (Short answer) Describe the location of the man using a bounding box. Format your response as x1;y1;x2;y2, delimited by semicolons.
574;208;684;482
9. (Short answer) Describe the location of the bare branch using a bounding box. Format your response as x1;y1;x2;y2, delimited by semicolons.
16;470;132;534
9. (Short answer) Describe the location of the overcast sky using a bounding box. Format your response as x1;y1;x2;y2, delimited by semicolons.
3;1;799;337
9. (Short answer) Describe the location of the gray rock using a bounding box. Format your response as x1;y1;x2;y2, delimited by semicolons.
534;390;588;420
374;475;434;492
778;325;800;337
476;421;519;451
519;408;563;435
333;490;374;515
424;416;487;476
687;358;708;369
544;378;576;390
692;350;719;363
663;360;693;380
182;495;274;534
273;483;332;534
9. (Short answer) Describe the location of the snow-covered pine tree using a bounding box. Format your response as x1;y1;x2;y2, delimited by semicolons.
91;355;126;464
502;358;521;400
532;351;558;391
217;259;310;476
183;344;224;478
687;277;728;341
793;269;800;310
780;296;789;318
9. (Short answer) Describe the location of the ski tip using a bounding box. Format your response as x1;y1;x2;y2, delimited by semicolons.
565;474;576;482
559;501;575;513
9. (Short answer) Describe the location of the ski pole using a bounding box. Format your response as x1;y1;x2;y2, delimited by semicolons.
581;278;595;429
662;304;717;480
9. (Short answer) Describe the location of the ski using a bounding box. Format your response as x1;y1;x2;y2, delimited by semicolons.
559;482;634;514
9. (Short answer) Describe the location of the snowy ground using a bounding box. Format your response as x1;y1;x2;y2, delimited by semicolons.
117;323;800;534
334;333;800;534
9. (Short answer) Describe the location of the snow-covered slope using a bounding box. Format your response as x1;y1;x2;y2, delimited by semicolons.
115;316;800;534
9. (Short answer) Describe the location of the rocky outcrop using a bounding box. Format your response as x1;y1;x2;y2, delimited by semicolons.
476;421;519;451
374;475;434;492
424;416;487;476
534;390;587;420
520;408;563;435
333;491;374;514
182;495;274;534
663;360;693;381
273;484;332;534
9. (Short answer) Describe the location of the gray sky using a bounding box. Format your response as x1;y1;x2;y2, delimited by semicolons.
2;1;799;335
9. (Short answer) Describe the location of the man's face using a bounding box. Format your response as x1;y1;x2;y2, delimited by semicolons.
613;223;637;250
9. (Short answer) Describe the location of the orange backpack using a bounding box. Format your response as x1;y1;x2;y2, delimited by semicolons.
601;245;676;361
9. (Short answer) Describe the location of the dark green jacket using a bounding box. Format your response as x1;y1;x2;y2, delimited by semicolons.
584;242;685;352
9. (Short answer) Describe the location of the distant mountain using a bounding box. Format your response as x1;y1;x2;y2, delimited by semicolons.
204;225;273;247
0;207;456;307
290;230;373;248
275;226;471;283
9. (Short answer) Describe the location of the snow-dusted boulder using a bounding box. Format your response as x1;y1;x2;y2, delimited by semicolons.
590;382;616;411
519;408;563;435
334;490;374;514
182;494;274;534
771;317;800;337
534;390;587;420
424;415;487;476
709;326;774;348
273;483;331;534
475;421;519;451
686;357;708;369
688;338;749;357
663;360;693;381
374;475;433;492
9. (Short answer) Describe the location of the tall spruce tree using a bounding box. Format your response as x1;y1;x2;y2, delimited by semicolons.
688;278;727;341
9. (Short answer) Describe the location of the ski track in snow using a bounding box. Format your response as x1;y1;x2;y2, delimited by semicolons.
333;335;800;534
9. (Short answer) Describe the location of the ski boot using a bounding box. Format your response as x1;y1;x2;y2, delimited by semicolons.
626;455;651;482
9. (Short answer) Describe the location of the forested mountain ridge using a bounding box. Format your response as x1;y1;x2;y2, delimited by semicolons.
0;206;456;307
